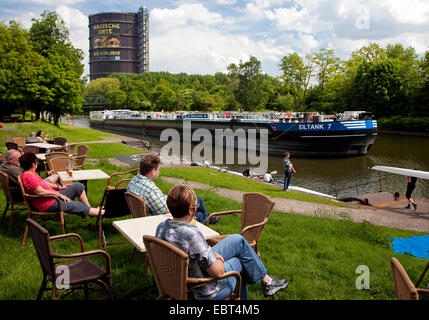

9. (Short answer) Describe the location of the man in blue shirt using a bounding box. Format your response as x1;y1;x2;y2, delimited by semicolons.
283;152;296;191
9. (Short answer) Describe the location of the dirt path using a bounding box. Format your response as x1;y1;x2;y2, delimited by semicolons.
161;177;429;234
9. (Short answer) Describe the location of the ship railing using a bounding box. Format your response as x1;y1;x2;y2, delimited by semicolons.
328;170;387;200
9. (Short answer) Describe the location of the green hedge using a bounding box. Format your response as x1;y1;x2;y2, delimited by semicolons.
378;117;429;133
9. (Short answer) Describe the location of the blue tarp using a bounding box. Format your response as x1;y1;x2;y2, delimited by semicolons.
391;235;429;259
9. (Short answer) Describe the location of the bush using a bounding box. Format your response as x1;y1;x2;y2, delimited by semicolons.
378;116;429;133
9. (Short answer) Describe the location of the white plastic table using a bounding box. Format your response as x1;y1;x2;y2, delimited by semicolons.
113;214;220;252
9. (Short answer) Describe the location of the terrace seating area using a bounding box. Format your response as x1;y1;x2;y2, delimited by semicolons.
1;132;428;302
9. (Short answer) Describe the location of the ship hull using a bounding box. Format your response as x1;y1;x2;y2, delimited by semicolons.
89;118;377;158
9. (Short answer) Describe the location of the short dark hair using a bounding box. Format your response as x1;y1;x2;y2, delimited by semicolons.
36;130;43;137
139;154;160;176
166;185;197;218
19;152;37;171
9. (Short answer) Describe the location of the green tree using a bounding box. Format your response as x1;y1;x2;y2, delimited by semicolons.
354;60;406;118
0;21;47;120
279;53;315;110
106;89;127;109
233;56;267;111
84;78;121;96
29;11;84;123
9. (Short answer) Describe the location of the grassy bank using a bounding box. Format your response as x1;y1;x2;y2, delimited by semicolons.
0;123;428;300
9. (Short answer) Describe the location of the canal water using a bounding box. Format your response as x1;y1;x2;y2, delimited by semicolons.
66;116;429;199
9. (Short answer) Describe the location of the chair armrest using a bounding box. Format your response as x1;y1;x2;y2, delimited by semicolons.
188;271;241;297
240;217;269;234
107;168;138;187
25;194;64;212
50;233;85;252
417;288;429;296
51;249;112;273
205;210;242;226
115;178;132;188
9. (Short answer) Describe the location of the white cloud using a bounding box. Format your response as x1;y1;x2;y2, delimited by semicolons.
381;0;429;25
13;0;85;5
56;5;89;75
151;3;223;32
150;25;287;74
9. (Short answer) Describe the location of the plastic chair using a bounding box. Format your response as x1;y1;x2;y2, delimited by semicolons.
206;192;275;257
18;176;66;245
26;218;113;300
0;171;26;232
390;257;429;300
143;235;241;300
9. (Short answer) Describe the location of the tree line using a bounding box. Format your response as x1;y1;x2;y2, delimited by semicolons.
1;10;429;126
0;12;84;125
86;44;429;119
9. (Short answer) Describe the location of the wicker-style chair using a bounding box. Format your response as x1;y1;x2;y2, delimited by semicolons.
12;137;25;148
0;171;26;232
26;218;113;300
76;145;88;157
73;155;87;170
46;156;74;186
53;137;67;146
205;192;274;257
23;145;39;154
18;176;66;245
44;152;69;174
390;257;429;300
106;168;139;189
125;191;147;264
67;143;76;155
143;235;241;300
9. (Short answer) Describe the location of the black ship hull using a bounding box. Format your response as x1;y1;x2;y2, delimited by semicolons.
89;118;377;158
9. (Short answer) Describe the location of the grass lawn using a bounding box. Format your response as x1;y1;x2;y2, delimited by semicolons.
0;123;428;301
0;121;116;149
161;167;349;207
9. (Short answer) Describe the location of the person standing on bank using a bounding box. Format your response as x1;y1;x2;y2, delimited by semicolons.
405;174;418;210
283;152;296;191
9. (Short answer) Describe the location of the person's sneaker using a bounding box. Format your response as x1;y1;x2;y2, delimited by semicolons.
404;204;411;209
209;216;221;225
262;276;288;297
413;203;418;211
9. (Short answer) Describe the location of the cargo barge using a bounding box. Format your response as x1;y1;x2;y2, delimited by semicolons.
89;110;378;158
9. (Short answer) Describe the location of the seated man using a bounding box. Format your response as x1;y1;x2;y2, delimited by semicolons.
127;154;218;224
18;152;103;218
156;185;288;300
25;131;40;144
0;150;60;202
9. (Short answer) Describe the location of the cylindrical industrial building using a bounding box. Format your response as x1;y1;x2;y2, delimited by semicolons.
88;7;149;80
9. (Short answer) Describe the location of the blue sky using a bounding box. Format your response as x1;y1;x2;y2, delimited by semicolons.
1;0;429;78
